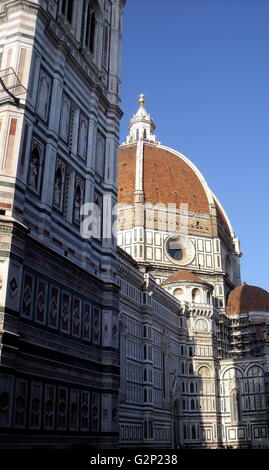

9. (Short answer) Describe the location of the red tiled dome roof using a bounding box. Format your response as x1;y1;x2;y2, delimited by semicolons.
118;143;210;213
162;269;203;284
227;283;269;315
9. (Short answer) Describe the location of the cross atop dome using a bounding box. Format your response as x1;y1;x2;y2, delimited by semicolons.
124;94;159;145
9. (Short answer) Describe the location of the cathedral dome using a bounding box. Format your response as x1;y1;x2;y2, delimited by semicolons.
227;283;269;315
118;143;211;213
118;95;237;245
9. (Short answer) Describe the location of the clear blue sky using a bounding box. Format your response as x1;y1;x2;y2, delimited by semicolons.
120;0;269;291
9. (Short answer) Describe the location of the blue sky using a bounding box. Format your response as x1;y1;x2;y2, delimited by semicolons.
119;0;269;291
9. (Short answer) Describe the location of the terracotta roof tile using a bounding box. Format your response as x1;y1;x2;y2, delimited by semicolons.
118;143;210;213
162;269;203;284
227;283;269;315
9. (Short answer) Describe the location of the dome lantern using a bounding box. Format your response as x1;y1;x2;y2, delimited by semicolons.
125;94;159;144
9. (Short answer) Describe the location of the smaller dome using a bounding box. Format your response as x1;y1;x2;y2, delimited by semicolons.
162;269;203;284
227;283;269;315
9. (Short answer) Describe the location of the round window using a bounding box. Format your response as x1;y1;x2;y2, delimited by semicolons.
167;237;184;261
165;235;195;266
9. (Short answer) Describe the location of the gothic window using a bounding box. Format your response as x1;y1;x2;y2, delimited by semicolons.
78;113;88;159
61;0;74;24
53;159;65;211
73;175;84;226
59;94;71;142
85;4;96;54
27;138;44;195
36;69;52;121
143;129;147;139
102;22;110;69
95;131;105;176
206;291;211;304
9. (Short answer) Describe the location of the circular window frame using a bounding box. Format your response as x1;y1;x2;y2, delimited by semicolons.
165;234;195;266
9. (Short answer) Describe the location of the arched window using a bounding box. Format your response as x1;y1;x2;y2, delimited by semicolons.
174;288;184;300
206;291;211;304
191;399;195;410
143;129;147;139
190;383;194;393
195;318;208;332
189;363;193;375
192;288;201;303
197;366;210;378
192;425;196;439
136;129;139;141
